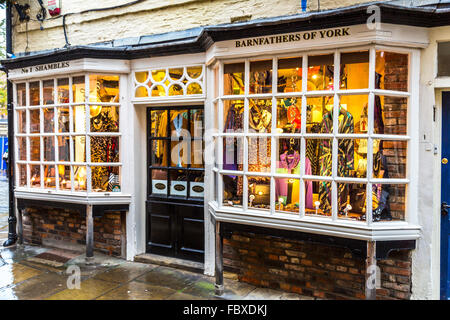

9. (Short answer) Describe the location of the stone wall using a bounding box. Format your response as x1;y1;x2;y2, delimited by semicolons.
22;207;125;257
11;0;385;53
224;231;412;299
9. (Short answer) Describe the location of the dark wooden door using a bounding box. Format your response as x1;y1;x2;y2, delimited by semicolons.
441;92;450;299
146;107;205;262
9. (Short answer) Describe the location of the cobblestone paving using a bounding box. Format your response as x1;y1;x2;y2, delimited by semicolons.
0;177;9;242
0;244;316;300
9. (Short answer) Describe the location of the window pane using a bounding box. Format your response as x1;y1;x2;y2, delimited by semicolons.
337;138;362;178
223;137;243;171
306;181;331;217
376;96;407;135
277;57;302;93
224;63;244;95
187;66;202;79
135;71;149;84
16;83;26;106
249;99;272;133
169;170;187;197
58;165;71;190
72;76;85;103
373;140;407;179
58;136;71;162
191;140;204;168
438;42;450;77
338;183;366;221
57;107;70;133
275;178;299;215
308;54;334;91
187;82;203;95
150;110;168;137
17;137;26;161
18;164;27;187
277;98;301;134
90;106;119;132
223;174;242;207
151;140;168;167
29;109;40;133
92;166;120;192
89;75;120;103
190;109;204;139
341;51;369;89
276;138;301;172
73;136;86;163
73;166;87;191
73;105;86;133
223;100;244;133
44;165;56;188
29;81;40;106
43;137;55;162
170;110;188;133
248;176;270;211
189;171;204;198
57;78;70;104
135;85;149;98
306;96;334;133
170;140;189;168
250;60;272;94
90;137;120;163
30;137;40;161
43;80;55;105
372;184;405;221
151;169;168;196
376;51;408;92
17;110;26;134
339;95;368;134
306;139;333;177
248;137;270;173
30;165;41;188
43;108;54;133
168;84;183;96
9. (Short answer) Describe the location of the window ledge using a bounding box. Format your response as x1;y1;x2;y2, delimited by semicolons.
15;189;132;205
208;202;421;242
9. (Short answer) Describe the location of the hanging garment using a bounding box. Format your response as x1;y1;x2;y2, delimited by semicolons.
306;123;321;176
275;151;313;209
318;108;355;213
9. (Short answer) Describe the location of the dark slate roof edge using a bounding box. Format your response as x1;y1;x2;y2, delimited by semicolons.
2;1;450;69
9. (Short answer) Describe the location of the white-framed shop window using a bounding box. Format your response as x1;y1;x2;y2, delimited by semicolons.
210;45;417;227
133;65;205;99
14;74;123;194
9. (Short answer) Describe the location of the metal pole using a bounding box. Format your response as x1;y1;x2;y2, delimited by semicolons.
214;220;224;296
3;2;17;247
365;240;377;300
85;204;94;264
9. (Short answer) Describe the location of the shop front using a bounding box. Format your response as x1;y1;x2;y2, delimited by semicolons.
2;3;450;299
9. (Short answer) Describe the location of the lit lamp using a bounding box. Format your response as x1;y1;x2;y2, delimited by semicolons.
344;204;352;217
315;200;320;215
90;105;102;118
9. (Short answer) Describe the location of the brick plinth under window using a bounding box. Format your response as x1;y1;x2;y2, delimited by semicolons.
22;207;125;257
224;231;412;300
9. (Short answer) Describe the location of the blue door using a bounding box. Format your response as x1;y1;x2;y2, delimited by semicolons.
441;91;450;300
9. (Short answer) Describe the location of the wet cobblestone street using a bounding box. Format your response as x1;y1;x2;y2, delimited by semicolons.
0;176;9;242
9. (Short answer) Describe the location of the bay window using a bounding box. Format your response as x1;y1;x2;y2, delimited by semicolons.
14;74;122;194
212;47;412;228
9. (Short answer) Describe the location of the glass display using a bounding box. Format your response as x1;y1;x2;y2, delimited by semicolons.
29;137;40;161
224;63;244;95
306;96;334;133
73;166;87;191
248;137;270;173
376;51;409;92
250;60;272;94
58;165;71;190
223;137;243;171
18;164;27;187
29;109;40;133
151;169;167;196
189;171;204;198
151;110;168;137
17;110;26;134
90;106;119;132
73;136;86;163
17;137;26;161
275;177;300;214
277;98;301;134
43;108;55;133
249;99;272;133
373;140;407;179
337;183;367;221
169;170;187;197
29;81;40;106
58;136;70;162
73;105;86;133
151;140;168;167
57;107;70;133
277;57;302;93
44;165;56;188
305;181;331;217
89;75;120;103
43;80;55;105
30;165;41;188
72;76;85;103
308;54;334;91
90;137;120;163
248;176;271;210
376;96;407;135
223;174;242;207
341;51;369;89
92;166;120;192
43;137;55;161
16;83;26;106
223;100;244;133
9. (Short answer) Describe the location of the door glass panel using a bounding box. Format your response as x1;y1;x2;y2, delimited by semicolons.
151;110;168;137
170;170;187;197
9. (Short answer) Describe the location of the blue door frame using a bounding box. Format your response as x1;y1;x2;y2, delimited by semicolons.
441;91;450;300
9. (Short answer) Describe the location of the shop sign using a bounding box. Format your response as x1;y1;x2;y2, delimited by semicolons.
21;61;70;75
235;27;351;48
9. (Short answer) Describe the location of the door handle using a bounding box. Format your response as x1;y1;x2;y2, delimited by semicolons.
442;202;450;216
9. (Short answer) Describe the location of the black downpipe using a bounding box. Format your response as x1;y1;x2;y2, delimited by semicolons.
3;1;17;247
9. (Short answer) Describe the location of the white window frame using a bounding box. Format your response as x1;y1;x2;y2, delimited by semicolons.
208;45;421;241
13;73;125;198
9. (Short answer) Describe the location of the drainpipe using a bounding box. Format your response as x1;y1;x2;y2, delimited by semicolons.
3;1;17;247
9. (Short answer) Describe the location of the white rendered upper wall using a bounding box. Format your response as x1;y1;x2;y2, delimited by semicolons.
11;0;388;53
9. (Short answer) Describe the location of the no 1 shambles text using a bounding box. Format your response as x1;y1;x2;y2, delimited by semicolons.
183;304;267;318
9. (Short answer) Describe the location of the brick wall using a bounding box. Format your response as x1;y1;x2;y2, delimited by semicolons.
224;231;412;300
22;207;125;257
